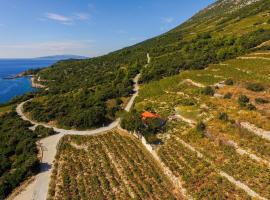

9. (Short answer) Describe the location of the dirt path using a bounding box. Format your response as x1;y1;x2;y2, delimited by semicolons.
250;52;270;55
147;53;151;64
124;74;140;112
181;79;205;88
174;114;196;127
14;74;140;200
255;40;270;48
237;56;270;60
12;55;153;200
31;77;46;89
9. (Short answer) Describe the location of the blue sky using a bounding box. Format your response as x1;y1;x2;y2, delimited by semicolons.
0;0;215;58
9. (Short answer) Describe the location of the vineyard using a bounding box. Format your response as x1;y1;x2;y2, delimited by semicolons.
47;130;181;200
134;50;270;199
158;137;250;199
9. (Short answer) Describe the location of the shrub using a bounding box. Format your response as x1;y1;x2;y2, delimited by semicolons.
246;83;265;92
120;111;143;132
34;125;57;138
179;98;196;106
0;112;39;199
238;95;250;107
219;112;229;121
202;86;215;96
247;103;256;111
225;79;234;85
253;21;262;26
255;98;269;104
224;92;233;99
115;98;123;106
196;121;206;132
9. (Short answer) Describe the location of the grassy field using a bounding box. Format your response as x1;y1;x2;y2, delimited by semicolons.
48;130;181;200
134;50;270;199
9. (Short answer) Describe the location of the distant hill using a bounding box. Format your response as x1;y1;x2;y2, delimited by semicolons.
34;55;88;60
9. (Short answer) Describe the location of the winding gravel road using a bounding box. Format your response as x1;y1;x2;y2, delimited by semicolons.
13;72;141;200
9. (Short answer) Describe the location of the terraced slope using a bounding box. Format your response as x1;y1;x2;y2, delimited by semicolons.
134;50;270;199
24;0;270;129
47;130;182;200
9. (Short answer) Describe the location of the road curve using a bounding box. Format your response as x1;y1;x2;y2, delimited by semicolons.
13;72;141;200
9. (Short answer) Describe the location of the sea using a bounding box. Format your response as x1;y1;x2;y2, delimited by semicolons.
0;59;57;104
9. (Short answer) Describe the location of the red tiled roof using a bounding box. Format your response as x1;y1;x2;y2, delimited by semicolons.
142;111;161;119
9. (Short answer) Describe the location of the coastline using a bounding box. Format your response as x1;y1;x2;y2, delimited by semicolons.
0;58;56;104
31;76;46;89
5;72;46;89
3;72;31;80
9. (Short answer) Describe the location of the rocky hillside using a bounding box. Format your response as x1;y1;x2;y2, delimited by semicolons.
190;0;263;21
201;0;261;14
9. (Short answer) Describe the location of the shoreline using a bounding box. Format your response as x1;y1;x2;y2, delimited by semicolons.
31;76;46;89
3;73;32;80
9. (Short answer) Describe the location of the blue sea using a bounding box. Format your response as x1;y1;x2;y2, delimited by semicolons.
0;59;57;104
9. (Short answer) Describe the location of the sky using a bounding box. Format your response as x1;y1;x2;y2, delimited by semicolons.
0;0;215;58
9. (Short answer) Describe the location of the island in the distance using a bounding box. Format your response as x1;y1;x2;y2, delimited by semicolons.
3;54;88;80
34;54;88;60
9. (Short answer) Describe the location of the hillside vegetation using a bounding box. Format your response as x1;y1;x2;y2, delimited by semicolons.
130;48;270;199
0;110;57;199
6;0;270;199
24;0;270;129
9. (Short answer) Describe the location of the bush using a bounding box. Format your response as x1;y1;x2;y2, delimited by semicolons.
179;98;196;106
115;98;123;106
247;103;256;111
238;95;250;107
224;92;233;99
225;79;234;85
255;98;269;104
196;121;206;132
202;86;215;96
120;111;144;132
34;125;57;138
0;112;39;199
219;112;229;121
246;83;265;92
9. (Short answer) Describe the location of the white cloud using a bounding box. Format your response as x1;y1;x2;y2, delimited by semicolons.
44;12;91;25
162;17;174;24
45;13;72;25
0;23;5;27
